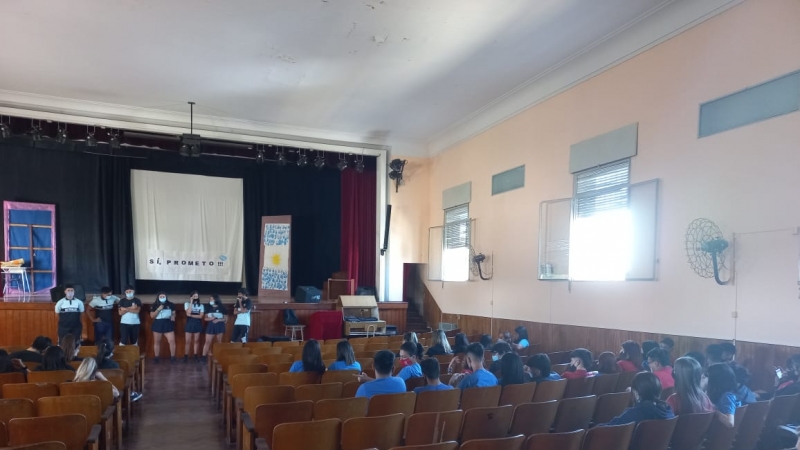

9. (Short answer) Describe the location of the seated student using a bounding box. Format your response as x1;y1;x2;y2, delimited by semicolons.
706;344;725;366
641;341;659;371
496;331;512;345
618;341;643;373
498;353;525;386
10;336;52;363
596;351;621;375
601;372;674;426
425;330;452;357
720;342;736;363
414;358;454;393
524;353;561;383
562;348;596;380
397;341;423;380
328;341;361;371
660;337;675;353
479;334;493;350
646;348;675;389
95;339;143;402
289;340;326;375
730;362;757;405
511;326;530;351
775;355;800;397
403;332;425;358
60;334;82;362
31;346;74;372
457;343;498;389
0;350;23;374
684;351;707;370
489;342;513;376
667;357;714;415
355;350;407;399
707;362;740;428
452;333;469;355
74;357;120;398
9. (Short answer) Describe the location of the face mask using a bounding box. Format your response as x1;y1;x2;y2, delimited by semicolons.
400;358;414;367
492;354;499;362
210;301;216;306
65;292;74;299
159;298;166;302
126;293;134;299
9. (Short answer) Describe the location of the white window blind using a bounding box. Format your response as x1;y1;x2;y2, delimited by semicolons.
574;159;630;218
442;204;470;282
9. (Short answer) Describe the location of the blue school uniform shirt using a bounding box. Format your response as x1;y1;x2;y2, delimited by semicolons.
355;377;407;399
414;383;454;394
714;392;741;415
397;362;422;381
459;368;498;389
328;360;362;371
517;339;530;348
289;361;305;373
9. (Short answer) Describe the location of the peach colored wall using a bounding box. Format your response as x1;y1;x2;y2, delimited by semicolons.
386;157;431;301
421;0;800;345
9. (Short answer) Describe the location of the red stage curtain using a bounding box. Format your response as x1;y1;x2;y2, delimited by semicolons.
340;169;377;289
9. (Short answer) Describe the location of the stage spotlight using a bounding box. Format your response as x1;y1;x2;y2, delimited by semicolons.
86;126;97;147
109;130;120;149
355;156;365;173
296;150;308;167
337;155;348;171
179;142;190;156
276;147;287;166
314;151;326;170
56;125;69;144
0;119;10;139
30;121;43;142
255;145;265;165
190;144;201;157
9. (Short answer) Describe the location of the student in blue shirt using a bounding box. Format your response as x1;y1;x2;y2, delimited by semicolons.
707;362;741;429
601;372;675;426
414;358;454;394
730;362;757;405
355;350;406;399
328;340;361;371
524;353;562;383
512;326;530;351
289;339;326;375
457;343;498;389
396;341;423;381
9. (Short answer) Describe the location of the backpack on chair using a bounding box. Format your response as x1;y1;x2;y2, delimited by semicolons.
283;308;300;325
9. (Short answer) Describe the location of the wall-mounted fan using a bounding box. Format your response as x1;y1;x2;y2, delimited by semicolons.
469;247;492;281
685;218;731;285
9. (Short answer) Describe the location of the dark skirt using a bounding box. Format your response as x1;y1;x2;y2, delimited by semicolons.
206;321;226;335
151;319;175;334
185;318;203;333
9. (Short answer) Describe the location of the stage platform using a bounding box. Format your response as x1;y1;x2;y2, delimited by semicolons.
0;293;407;358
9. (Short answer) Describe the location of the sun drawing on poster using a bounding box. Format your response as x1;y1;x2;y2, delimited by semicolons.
261;223;290;291
271;253;282;267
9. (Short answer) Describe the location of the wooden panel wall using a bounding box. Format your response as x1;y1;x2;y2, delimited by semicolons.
0;300;407;359
426;285;798;391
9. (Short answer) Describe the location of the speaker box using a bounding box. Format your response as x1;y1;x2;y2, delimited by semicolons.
295;286;321;303
50;286;65;303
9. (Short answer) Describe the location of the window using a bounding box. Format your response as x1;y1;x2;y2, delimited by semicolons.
569;159;632;281
442;204;470;282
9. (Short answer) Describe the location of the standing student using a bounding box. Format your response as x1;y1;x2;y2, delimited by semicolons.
231;288;252;343
289;340;326;374
666;357;713;415
601;372;674;426
201;295;227;362
89;287;119;344
414;358;453;393
707;362;740;428
618;341;643;373
184;291;205;363
328;341;361;371
118;285;142;346
457;343;498;389
55;285;84;344
562;348;596;380
396;341;422;381
150;292;177;363
646;348;675;389
355;350;406;399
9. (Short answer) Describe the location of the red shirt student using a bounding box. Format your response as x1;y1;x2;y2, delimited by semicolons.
562;348;597;380
617;340;644;373
647;348;675;389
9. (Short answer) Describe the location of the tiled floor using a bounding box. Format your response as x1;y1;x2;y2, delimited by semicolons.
125;358;227;449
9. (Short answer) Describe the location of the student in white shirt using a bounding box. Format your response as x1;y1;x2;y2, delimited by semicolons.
183;291;205;363
118;285;142;346
89;286;119;344
149;292;177;363
231;288;252;343
55;285;85;344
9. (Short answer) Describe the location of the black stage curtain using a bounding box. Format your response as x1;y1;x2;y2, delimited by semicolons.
0;141;341;296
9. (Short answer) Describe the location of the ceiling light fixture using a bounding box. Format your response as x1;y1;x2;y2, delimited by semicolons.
276;147;287;166
0;117;10;139
355;154;365;173
296;149;308;167
56;123;69;144
388;158;407;192
337;154;348;171
109;129;120;149
255;144;265;165
180;101;202;157
314;151;326;170
86;126;97;147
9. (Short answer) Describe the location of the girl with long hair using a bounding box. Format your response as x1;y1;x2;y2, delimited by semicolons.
183;290;204;363
396;341;422;381
707;362;740;428
666;356;713;415
512;326;530;351
452;333;469;354
498;353;525;386
328;341;360;371
425;330;452;357
289;340;326;374
35;346;74;372
73;357;120;398
201;294;227;362
149;292;177;363
596;351;622;374
59;333;81;362
618;340;643;372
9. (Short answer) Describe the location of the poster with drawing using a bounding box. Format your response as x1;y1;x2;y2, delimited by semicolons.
258;216;291;299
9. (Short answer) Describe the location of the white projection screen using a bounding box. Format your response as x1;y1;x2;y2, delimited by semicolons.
131;170;244;282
